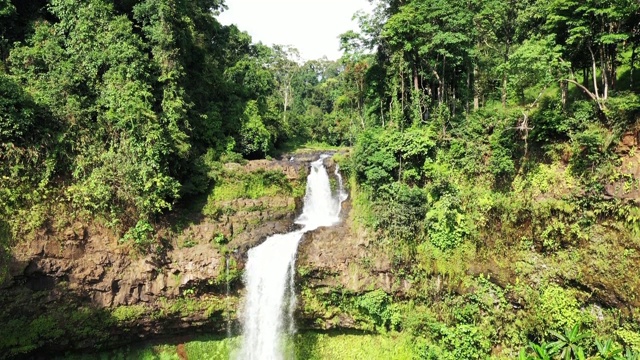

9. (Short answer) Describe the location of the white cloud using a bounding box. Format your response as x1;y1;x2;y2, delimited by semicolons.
217;0;372;61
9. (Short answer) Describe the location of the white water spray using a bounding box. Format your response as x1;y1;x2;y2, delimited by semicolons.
237;155;345;360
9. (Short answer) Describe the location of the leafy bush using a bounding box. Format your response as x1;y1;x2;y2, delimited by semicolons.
605;91;640;128
121;219;155;251
352;129;399;191
240;100;272;157
569;125;610;175
0;74;37;143
357;290;397;330
529;97;594;145
616;329;640;351
112;305;147;323
373;183;426;244
538;284;589;332
0;219;9;283
209;169;291;202
425;192;470;251
488;128;518;183
180;149;223;197
441;324;491;360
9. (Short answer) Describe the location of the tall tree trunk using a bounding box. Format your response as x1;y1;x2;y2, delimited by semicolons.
359;74;365;128
589;47;601;103
451;67;456;117
565;79;605;113
283;81;289;124
413;63;421;123
401;68;405;116
610;44;617;90
442;56;447;106
432;68;442;105
466;65;471;114
631;43;637;89
601;45;609;100
502;75;507;108
473;64;479;110
560;80;568;110
452;84;456;117
502;42;510;108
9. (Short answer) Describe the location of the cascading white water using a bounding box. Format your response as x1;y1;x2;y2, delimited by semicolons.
334;164;349;215
237;155;346;360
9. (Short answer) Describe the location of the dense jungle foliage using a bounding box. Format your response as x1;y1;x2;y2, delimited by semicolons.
0;0;359;247
2;0;640;359
331;0;640;358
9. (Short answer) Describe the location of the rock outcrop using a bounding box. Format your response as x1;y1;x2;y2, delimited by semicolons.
297;200;400;294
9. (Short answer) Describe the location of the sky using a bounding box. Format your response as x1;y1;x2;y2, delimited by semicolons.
217;0;373;61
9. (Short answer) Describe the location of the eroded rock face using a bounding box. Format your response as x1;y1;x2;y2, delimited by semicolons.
5;213;298;312
4;160;309;308
0;159;303;357
297;199;399;294
0;152;382;356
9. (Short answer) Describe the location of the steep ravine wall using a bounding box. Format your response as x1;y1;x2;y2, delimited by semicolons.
0;157;297;357
0;153;389;359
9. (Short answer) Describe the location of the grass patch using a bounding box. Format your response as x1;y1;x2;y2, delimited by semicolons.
294;331;414;360
185;336;238;359
211;170;292;202
202;169;298;218
60;345;180;360
58;331;414;360
111;304;147;323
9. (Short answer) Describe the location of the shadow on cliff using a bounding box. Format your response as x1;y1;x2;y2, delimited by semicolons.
164;189;210;236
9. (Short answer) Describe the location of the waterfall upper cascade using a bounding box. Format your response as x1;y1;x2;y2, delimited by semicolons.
237;155;346;360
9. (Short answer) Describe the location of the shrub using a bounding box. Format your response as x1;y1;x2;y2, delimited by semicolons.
0;74;37;144
121;219;154;251
373;183;426;244
441;324;491;360
239;100;272;157
538;284;589;332
357;290;397;331
425;193;470;251
352;129;399;191
569;125;609;175
111;305;147;323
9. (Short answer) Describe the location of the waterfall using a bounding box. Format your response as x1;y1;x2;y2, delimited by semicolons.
334;164;349;215
236;155;345;360
225;255;232;339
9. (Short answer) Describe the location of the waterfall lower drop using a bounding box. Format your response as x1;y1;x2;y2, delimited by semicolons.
225;255;232;339
237;155;346;360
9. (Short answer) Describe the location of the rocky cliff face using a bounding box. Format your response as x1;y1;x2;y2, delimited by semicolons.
4;157;307;308
0;157;295;357
0;152;385;359
297;199;402;295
